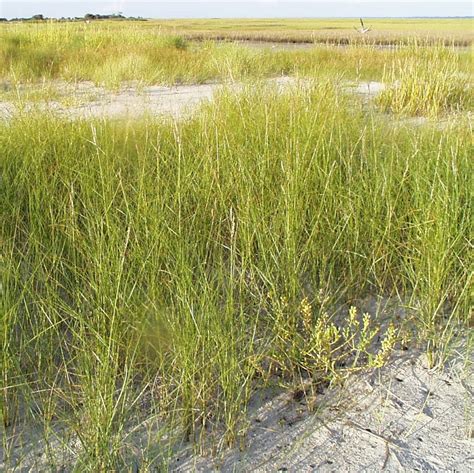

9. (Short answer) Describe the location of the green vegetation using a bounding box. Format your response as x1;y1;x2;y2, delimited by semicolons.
2;79;472;469
158;17;474;33
0;22;472;89
1;18;473;470
377;47;473;117
7;17;471;44
164;17;474;46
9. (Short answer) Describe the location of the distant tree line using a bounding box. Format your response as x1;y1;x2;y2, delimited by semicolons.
0;13;147;22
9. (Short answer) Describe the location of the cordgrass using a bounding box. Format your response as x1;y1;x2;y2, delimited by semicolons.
164;17;474;46
155;17;474;35
9;18;473;45
1;80;472;469
0;22;472;88
376;46;473;117
92;18;474;46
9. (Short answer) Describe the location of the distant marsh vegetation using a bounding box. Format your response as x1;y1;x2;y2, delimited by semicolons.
0;22;472;88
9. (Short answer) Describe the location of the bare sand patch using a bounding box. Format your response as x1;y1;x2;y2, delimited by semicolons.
175;349;472;472
2;346;471;471
0;82;220;120
0;78;306;121
0;78;384;121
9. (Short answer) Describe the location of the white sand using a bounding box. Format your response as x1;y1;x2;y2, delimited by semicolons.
0;78;302;121
0;78;384;121
2;347;471;471
176;349;472;472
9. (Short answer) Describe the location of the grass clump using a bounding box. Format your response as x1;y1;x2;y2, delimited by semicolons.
376;47;473;117
1;81;472;469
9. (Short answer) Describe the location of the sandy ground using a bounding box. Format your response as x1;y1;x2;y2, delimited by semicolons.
176;349;472;472
0;81;220;120
0;78;387;122
2;78;470;129
2;346;471;472
1;296;472;472
173;296;472;472
0;78;303;121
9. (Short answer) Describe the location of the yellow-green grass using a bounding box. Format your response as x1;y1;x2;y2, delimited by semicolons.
1;19;472;469
157;18;473;32
377;48;474;117
1;81;472;469
149;18;474;45
0;22;472;89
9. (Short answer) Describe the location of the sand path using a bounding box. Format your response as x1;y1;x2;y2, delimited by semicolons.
0;78;385;121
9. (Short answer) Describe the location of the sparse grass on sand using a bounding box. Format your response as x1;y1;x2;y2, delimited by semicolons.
1;76;472;469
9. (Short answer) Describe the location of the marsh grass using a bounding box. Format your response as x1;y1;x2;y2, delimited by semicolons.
1;80;472;469
1;23;472;88
158;17;474;46
376;47;473;117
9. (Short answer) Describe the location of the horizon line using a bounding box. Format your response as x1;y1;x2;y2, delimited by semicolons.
3;15;473;19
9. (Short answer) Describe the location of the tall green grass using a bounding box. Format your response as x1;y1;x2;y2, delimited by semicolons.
1;82;472;469
376;47;473;117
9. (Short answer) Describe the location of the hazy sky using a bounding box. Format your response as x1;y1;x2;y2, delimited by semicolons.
1;1;472;19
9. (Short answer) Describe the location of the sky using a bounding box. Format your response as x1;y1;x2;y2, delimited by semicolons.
1;1;472;20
